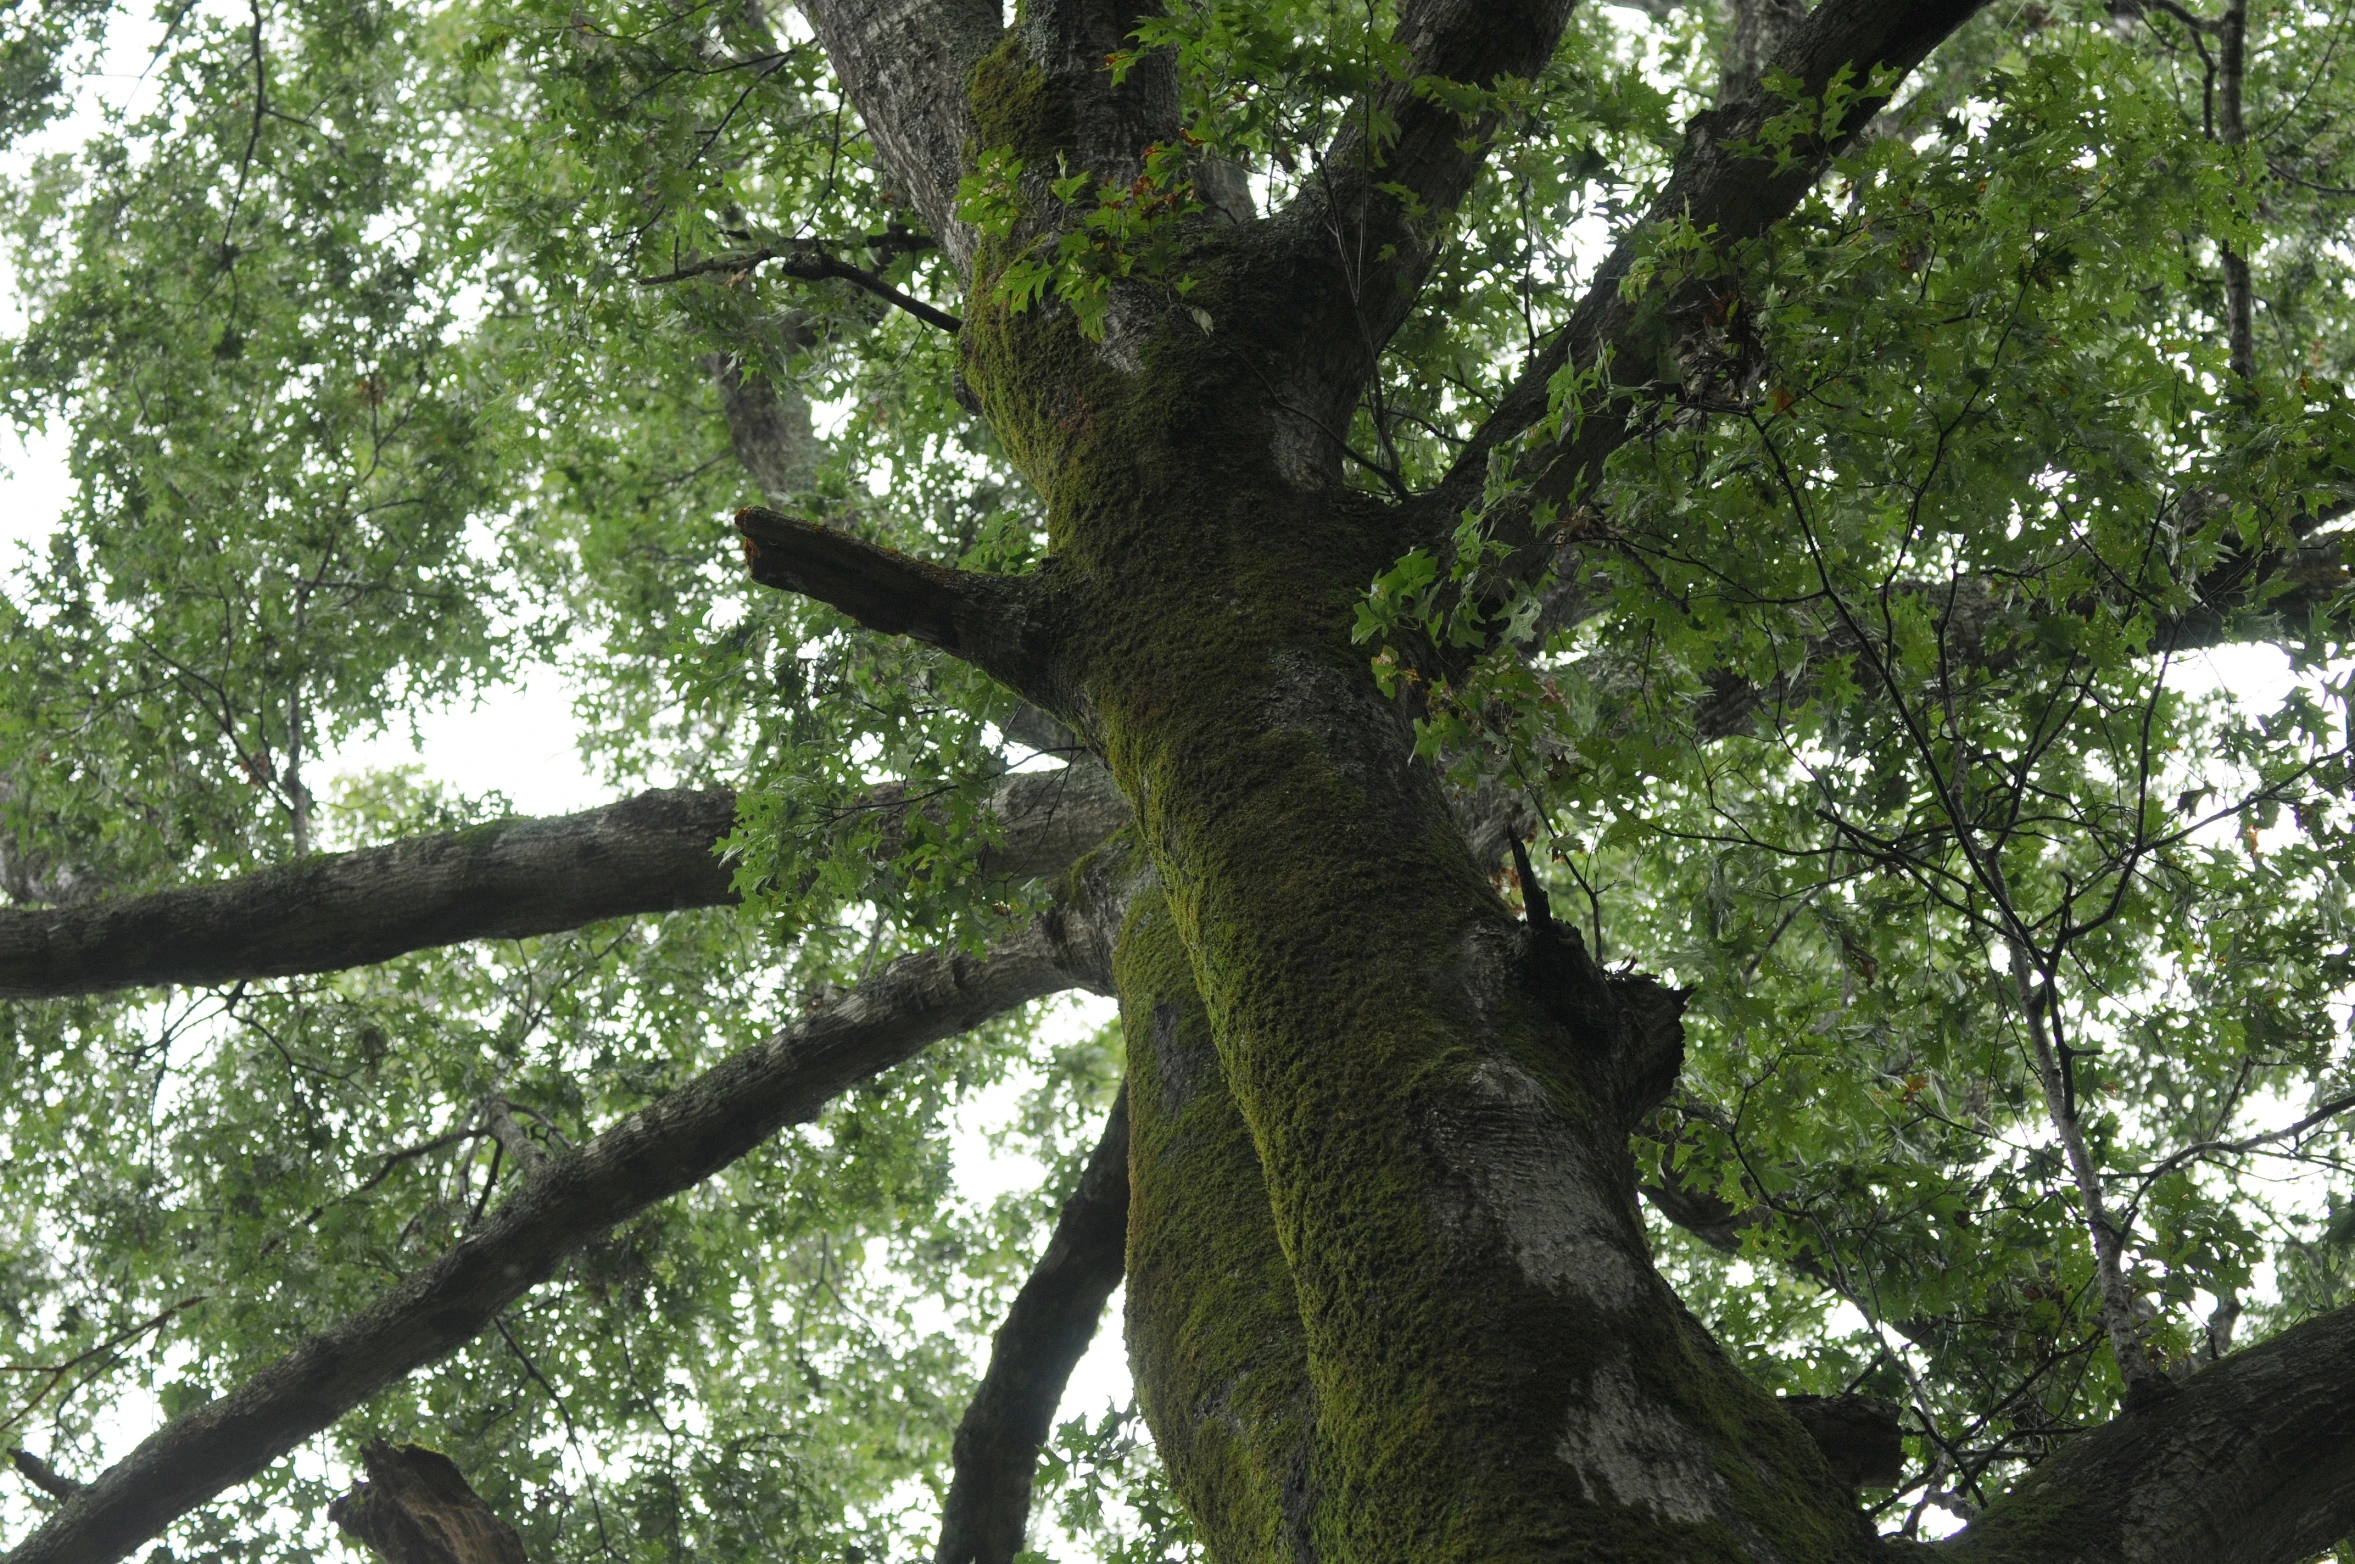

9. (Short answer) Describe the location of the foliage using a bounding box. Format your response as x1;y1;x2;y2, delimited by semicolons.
0;0;2353;1555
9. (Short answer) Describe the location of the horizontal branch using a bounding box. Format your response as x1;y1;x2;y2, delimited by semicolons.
0;761;1128;1000
735;508;1068;706
0;914;1108;1564
640;246;963;334
0;789;736;999
1681;530;2355;743
1942;1297;2355;1564
934;1087;1131;1564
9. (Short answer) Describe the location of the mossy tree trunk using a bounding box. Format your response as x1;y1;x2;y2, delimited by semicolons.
984;326;1874;1560
735;0;2355;1559
903;6;1894;1555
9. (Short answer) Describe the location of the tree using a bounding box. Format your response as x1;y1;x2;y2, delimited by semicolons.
2;0;2354;1557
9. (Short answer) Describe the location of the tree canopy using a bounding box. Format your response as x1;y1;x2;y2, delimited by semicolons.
2;0;2354;1559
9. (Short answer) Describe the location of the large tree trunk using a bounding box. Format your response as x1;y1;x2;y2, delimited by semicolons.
1081;492;1870;1556
949;110;1871;1551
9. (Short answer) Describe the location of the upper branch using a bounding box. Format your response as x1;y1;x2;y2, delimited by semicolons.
1940;1298;2355;1564
641;246;965;334
0;761;1128;1000
798;0;1005;280
0;909;1115;1564
1435;0;1991;528
735;507;1070;709
1251;0;1577;467
933;1087;1131;1564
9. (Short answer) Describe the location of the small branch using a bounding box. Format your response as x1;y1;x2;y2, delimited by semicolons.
0;1298;208;1442
480;1099;549;1180
638;245;963;334
2133;1089;2355;1189
2005;942;2162;1401
934;1089;1131;1564
8;1451;80;1502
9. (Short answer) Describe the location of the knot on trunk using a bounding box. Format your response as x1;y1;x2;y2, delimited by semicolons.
328;1441;529;1564
1509;839;1688;1129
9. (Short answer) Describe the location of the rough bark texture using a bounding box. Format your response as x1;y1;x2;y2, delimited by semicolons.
328;1443;528;1564
940;15;1913;1553
1938;1297;2355;1563
934;1089;1132;1564
0;760;1127;999
795;0;1002;278
1118;886;1321;1564
0;912;1105;1564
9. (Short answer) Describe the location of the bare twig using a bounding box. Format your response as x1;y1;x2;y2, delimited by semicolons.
639;245;963;334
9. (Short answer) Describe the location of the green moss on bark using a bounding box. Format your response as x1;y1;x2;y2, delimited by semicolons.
964;30;1886;1564
1120;885;1319;1564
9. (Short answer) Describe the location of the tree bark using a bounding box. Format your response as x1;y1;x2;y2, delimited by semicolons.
0;760;1127;999
328;1443;528;1564
1118;884;1320;1564
1939;1297;2355;1563
934;1088;1132;1564
794;0;1003;279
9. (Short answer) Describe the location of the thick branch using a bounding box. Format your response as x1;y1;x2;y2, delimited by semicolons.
0;788;736;999
1254;0;1576;479
735;507;1068;706
797;0;1003;279
1942;1298;2355;1564
0;911;1107;1564
0;761;1128;999
933;1088;1131;1564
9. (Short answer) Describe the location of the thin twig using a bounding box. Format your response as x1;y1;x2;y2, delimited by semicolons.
638;245;962;333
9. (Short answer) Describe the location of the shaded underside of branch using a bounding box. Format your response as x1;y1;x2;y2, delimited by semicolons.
934;1087;1131;1564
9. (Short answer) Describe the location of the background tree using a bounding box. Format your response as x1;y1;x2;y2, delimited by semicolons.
2;0;2355;1559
